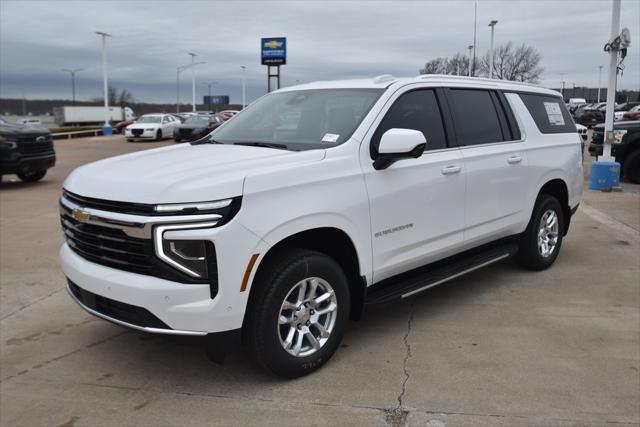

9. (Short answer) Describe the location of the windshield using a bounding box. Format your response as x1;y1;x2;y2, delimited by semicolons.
210;89;383;150
185;116;212;125
137;116;162;123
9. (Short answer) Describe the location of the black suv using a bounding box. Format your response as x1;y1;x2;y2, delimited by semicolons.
173;114;223;142
589;120;640;184
0;117;56;182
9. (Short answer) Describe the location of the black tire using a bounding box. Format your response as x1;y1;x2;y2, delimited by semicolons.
156;130;162;141
244;249;350;378
17;169;47;182
126;139;134;143
623;149;640;184
173;138;181;143
515;194;564;271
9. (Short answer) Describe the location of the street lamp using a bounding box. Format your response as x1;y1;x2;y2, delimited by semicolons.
188;52;198;112
559;73;567;100
95;31;112;134
240;65;247;109
597;65;603;102
488;20;498;79
176;61;205;113
61;68;83;105
201;81;217;111
467;45;474;77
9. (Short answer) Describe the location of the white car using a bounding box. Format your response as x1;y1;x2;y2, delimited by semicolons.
60;75;583;377
124;114;179;141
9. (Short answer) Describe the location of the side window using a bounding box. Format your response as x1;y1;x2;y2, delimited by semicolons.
448;89;506;146
371;89;447;157
518;93;576;134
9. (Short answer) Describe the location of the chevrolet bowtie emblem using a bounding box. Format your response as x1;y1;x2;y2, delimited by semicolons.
72;208;91;222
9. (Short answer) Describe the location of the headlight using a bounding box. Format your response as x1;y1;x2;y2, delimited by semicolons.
154;223;218;279
0;135;17;149
154;198;233;214
145;128;156;133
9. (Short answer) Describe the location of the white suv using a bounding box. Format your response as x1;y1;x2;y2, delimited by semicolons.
60;75;583;377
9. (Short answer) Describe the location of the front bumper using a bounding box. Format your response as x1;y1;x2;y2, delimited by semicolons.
60;216;268;334
0;152;56;175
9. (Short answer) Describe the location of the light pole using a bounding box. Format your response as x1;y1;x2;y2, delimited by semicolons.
467;45;474;77
201;81;217;111
240;65;247;109
61;68;83;104
597;65;603;102
488;20;498;79
176;62;205;113
188;52;198;112
559;73;567;100
96;31;112;134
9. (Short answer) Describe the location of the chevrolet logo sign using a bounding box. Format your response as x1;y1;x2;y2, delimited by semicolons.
72;208;91;222
264;40;283;49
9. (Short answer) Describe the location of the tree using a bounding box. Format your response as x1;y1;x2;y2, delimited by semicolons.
479;42;544;83
92;86;135;106
420;42;544;83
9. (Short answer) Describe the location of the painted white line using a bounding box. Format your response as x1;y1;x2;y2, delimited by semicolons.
579;203;640;239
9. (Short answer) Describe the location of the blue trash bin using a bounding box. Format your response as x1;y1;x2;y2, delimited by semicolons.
102;124;113;136
589;160;620;191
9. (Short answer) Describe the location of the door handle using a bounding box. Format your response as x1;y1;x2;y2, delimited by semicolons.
441;165;462;175
507;155;523;165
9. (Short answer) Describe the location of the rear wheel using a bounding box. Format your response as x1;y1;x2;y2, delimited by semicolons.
244;249;350;378
17;169;47;182
126;139;134;143
623;149;640;184
515;194;564;271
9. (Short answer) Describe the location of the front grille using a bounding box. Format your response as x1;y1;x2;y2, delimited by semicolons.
61;213;153;276
132;129;144;136
592;130;604;144
63;189;156;216
60;199;219;294
68;280;171;329
17;141;54;155
179;128;193;138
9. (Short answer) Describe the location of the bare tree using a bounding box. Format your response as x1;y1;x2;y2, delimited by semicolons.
92;86;135;106
419;53;470;76
479;42;544;83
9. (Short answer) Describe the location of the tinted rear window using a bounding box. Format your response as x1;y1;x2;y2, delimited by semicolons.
519;93;576;134
447;89;506;145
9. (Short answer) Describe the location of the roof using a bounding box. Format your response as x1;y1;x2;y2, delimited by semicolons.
278;74;561;97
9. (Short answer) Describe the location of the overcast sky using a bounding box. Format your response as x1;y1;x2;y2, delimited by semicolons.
1;0;638;104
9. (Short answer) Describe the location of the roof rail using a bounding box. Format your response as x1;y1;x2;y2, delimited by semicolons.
373;74;396;84
415;74;544;89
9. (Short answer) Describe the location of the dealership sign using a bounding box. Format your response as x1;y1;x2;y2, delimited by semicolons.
261;37;286;65
204;95;230;105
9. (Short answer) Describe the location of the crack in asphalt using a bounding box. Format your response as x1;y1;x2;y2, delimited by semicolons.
385;302;414;427
0;287;65;321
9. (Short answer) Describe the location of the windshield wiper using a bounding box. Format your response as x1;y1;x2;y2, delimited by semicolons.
233;141;288;150
191;136;223;145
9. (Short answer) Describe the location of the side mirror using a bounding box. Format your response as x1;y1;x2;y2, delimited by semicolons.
373;128;427;170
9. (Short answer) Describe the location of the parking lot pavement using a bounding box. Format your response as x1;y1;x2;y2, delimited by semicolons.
1;136;639;427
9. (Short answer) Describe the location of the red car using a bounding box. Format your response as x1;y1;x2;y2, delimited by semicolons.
114;119;135;134
622;106;640;121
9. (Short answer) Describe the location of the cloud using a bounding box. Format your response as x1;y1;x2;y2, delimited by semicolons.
1;0;638;103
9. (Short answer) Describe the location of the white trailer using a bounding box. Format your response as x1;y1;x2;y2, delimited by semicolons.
53;106;135;126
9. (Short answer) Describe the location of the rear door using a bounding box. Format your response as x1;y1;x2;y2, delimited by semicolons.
445;88;527;245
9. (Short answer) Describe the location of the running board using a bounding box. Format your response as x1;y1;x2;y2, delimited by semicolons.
365;243;518;307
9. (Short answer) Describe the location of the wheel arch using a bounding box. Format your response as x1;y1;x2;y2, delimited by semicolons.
245;227;368;325
535;178;570;235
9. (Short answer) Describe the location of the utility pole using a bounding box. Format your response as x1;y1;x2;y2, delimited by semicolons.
61;68;83;105
188;52;197;112
240;65;247;109
488;20;498;79
96;31;112;134
597;65;603;102
559;73;567;100
602;0;621;161
472;0;477;77
467;45;474;77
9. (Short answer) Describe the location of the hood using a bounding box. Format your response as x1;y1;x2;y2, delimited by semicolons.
176;124;215;131
64;143;326;204
0;121;50;136
594;121;640;131
128;122;160;130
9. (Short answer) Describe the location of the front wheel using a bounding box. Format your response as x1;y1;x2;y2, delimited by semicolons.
17;169;47;182
244;249;350;378
515;194;564;271
156;130;162;141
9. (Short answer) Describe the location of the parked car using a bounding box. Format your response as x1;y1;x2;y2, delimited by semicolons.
588;120;640;183
60;75;582;377
622;105;640;121
568;98;586;106
574;107;605;127
0;117;55;182
114;119;135;134
124;114;179;142
173;115;223;142
18;118;43;127
218;110;240;121
614;102;640;121
576;123;588;141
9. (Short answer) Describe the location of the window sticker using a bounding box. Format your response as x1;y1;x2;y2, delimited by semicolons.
544;102;565;126
321;133;340;143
